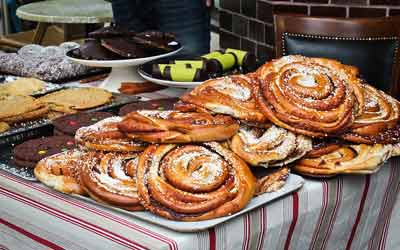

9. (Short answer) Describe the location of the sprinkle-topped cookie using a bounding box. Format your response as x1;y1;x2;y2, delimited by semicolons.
13;136;76;168
52;112;113;136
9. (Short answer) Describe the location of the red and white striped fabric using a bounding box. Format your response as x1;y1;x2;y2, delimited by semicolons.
1;87;400;250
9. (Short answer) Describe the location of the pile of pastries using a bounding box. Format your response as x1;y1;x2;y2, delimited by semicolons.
34;55;400;221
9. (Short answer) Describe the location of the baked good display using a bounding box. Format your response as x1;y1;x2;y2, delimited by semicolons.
230;124;312;167
13;136;76;168
118;98;179;116
118;110;239;143
342;83;400;144
293;143;393;177
0;43;95;82
136;142;256;221
101;38;147;58
52;112;113;136
34;149;87;195
88;26;136;39
79;151;144;211
39;87;112;116
0;77;45;96
75;117;147;152
69;39;122;60
0;95;48;124
180;74;266;123
252;167;290;195
255;55;359;138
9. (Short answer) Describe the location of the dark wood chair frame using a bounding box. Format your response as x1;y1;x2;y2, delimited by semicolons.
274;14;400;98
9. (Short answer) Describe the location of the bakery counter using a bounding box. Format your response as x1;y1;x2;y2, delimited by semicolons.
1;159;399;250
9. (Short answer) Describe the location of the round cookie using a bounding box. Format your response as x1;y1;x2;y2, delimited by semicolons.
13;136;76;168
118;98;179;116
53;112;113;136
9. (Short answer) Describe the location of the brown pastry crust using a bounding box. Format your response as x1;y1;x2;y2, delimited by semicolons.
75;117;147;152
293;143;393;177
34;150;87;195
180;74;266;123
136;142;256;221
341;83;400;144
118;110;239;143
79;151;144;211
254;167;290;195
255;55;358;138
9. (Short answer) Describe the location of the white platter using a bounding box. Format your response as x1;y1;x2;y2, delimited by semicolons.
66;46;183;92
138;67;203;88
74;173;304;232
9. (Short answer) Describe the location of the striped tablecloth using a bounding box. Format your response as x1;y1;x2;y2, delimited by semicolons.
1;87;400;250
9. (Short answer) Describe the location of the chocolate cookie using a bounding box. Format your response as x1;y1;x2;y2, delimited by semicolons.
101;38;148;58
71;39;122;60
53;112;113;136
13;136;76;168
118;98;179;116
88;26;136;39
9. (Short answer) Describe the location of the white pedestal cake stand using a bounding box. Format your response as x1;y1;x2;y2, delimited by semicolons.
66;46;182;92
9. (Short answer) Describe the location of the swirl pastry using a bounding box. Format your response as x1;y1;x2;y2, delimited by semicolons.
230;124;312;167
342;83;400;144
136;142;256;221
293;143;393;177
180;74;266;123
79;151;143;211
75;117;147;152
255;55;358;137
34;150;87;195
118;111;239;143
252;167;290;195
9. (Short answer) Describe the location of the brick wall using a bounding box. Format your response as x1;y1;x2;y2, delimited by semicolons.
218;0;400;62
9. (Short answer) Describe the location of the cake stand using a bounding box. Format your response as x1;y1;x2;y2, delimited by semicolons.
66;46;182;92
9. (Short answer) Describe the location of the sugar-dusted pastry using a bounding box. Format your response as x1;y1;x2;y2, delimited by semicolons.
180;74;266;123
293;143;393;177
75;117;147;152
255;55;360;137
118;110;239;143
136;142;256;221
342;83;400;144
34;150;87;195
230;124;312;167
80;151;143;211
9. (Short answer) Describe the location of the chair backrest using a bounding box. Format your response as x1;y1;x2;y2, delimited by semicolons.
274;14;400;98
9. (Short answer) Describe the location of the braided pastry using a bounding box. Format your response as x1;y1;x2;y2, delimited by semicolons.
34;150;87;195
255;55;359;137
180;74;266;123
136;142;256;221
230;124;312;167
75;117;147;152
79;151;144;211
342;83;400;144
293;143;392;177
118;111;239;143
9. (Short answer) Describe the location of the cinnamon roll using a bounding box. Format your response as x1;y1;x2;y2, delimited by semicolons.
75;117;147;152
79;151;143;211
34;150;87;195
255;55;358;137
180;74;266;123
293;143;393;177
252;167;290;195
136;142;256;221
230;124;312;167
118;111;239;143
341;83;400;144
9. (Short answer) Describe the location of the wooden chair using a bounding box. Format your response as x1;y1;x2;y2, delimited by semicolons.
274;14;400;98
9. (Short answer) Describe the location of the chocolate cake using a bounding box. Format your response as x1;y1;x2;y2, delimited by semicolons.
101;38;148;58
70;39;122;60
88;26;136;39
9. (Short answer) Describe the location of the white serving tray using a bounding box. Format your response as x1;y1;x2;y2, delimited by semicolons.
74;173;304;232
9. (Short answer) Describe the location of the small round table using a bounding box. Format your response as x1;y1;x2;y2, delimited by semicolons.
16;0;113;44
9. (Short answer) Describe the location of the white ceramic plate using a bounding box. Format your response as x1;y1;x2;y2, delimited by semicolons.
66;46;183;68
74;174;304;232
138;67;203;88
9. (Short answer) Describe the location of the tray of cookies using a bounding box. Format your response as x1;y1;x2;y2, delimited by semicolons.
0;87;140;146
0;76;64;96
